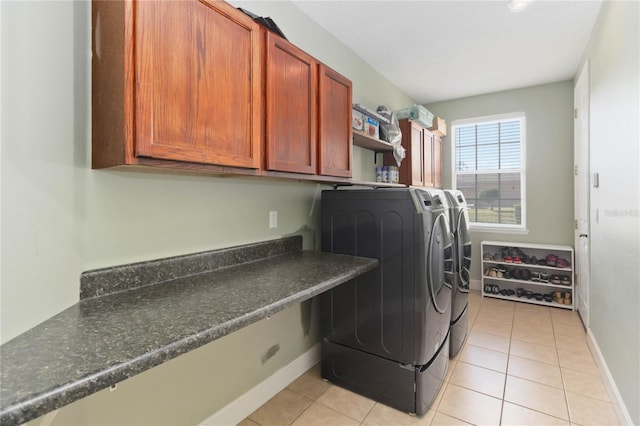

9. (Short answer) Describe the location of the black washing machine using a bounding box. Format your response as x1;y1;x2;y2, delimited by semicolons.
320;188;453;415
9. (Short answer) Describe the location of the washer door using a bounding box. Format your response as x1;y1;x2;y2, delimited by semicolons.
457;209;472;293
428;212;453;314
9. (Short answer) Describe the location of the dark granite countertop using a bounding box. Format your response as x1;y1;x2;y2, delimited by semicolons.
0;236;378;425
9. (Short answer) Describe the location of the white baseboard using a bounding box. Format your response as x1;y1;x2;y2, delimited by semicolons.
470;279;482;291
200;343;321;426
586;329;634;425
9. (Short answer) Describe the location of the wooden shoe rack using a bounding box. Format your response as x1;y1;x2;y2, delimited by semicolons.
481;241;575;310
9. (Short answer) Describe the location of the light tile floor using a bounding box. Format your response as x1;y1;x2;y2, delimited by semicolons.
239;291;621;425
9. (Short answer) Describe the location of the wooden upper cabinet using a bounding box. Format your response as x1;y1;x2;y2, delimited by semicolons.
93;0;353;182
265;32;317;174
318;64;352;177
388;119;424;186
385;118;442;187
92;0;262;169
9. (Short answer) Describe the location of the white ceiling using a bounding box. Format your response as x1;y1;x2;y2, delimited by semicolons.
291;0;602;104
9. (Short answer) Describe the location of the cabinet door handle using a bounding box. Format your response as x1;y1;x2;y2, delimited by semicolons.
579;234;588;238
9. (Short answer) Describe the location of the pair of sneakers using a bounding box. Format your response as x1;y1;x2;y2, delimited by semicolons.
485;267;506;278
550;274;571;285
546;254;571;268
530;271;550;283
504;255;523;264
484;283;500;294
512;268;531;281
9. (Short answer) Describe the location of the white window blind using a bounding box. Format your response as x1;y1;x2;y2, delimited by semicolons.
453;113;526;230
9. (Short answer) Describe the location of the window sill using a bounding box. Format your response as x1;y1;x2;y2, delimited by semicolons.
470;225;530;235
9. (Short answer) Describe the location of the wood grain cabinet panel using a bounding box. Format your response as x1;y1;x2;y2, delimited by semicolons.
433;135;442;188
423;128;435;187
318;64;352;177
265;32;317;174
93;0;262;169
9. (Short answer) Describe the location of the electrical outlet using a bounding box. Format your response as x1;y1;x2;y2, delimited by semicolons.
269;211;278;229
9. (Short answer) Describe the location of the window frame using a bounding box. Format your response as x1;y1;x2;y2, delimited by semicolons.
451;112;527;234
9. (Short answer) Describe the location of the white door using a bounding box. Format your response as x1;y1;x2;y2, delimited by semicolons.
574;61;590;327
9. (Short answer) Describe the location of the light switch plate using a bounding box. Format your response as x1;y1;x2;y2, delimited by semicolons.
269;211;278;229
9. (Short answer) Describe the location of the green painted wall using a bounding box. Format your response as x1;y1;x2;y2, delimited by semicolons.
427;81;575;283
0;1;414;424
577;1;640;423
9;0;636;423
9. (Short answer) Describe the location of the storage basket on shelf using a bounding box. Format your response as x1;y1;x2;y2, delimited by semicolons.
394;105;434;128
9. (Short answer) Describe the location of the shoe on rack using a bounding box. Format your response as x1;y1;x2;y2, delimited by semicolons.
512;248;529;264
512;268;522;280
513;256;522;264
529;256;538;265
505;256;513;263
539;273;550;283
546;254;558;267
530;271;541;282
550;274;562;285
516;288;525;298
561;275;571;286
521;269;531;281
557;258;570;268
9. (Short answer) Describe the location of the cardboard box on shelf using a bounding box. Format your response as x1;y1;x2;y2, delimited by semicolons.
352;109;365;131
365;116;379;139
428;116;447;137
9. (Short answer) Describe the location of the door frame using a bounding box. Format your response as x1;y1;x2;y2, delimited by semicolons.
574;60;591;327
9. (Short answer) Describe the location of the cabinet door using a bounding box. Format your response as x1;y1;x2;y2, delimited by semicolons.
390;119;424;186
411;124;425;186
134;0;262;168
433;135;442;188
266;32;317;174
423;129;435;187
318;64;352;177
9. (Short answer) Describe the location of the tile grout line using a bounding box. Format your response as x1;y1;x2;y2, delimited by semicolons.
498;299;516;425
551;310;575;424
